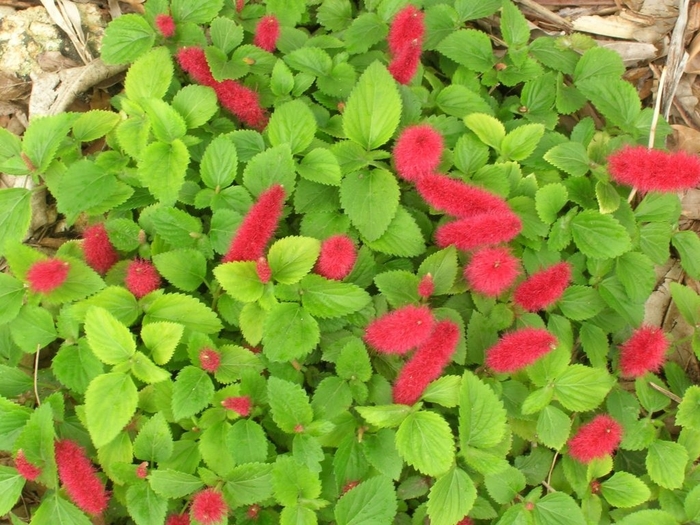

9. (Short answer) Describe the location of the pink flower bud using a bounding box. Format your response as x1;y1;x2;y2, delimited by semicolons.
435;212;522;251
618;325;669;378
486;328;557;373
176;47;217;87
125;259;161;299
190;488;228;525
155;14;176;38
254;15;280;52
416;172;512;218
417;274;434;298
26;259;70;294
513;262;571;312
568;414;623;464
393;125;443;182
315;235;357;280
388;39;422;85
465;247;520;297
608;145;700;193
222;395;252;416
364;305;435;354
256;257;272;284
199;348;221;373
14;450;41;481
82;223;119;274
55;439;109;515
388;5;425;54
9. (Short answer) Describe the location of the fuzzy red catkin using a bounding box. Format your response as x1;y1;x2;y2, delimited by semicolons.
364;304;435;354
26;259;70;294
315;234;357;280
513;261;571;312
124;259;161;299
256;257;272;284
417;274;434;298
222;395;252;416
607;145;700;193
176;47;217;87
388;5;425;54
222;184;285;263
416;172;512;219
392;320;460;405
393;125;444;182
214;80;268;130
14;450;41;481
155;14;176;38
568;414;623;464
618;325;669;378
190;488;228;525
166;514;191;525
435;212;522;251
486;327;558;373
465;246;520;297
254;15;280;52
388;40;422;85
82;223;119;274
55;439;109;515
199;347;221;373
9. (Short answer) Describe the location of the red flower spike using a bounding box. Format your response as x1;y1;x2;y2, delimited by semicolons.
364;305;435;354
214;80;268;130
393;320;460;405
83;223;119;274
176;47;217;87
256;257;272;284
435;212;522;251
155;14;175;38
26;259;70;294
125;259;161;299
166;515;191;525
222;395;252;416
618;325;669;378
15;450;41;481
388;5;425;54
457;518;474;525
135;462;148;479
222;185;285;263
568;414;623;464
417;274;434;298
254;15;280;52
486;328;558;373
199;348;221;373
388;40;422;85
55;439;109;515
315;235;357;280
608;145;700;193
393;125;444;182
246;504;261;520
513;262;572;312
416;172;512;218
190;488;228;525
465;246;520;297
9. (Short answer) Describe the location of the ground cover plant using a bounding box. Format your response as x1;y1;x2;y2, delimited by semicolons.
2;0;700;523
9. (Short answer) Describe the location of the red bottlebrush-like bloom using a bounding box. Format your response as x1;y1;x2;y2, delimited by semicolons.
256;257;272;284
155;14;176;38
176;47;216;87
465;247;520;297
486;328;558;373
457;518;474;525
55;439;109;515
435;212;522;251
15;450;41;481
607;145;700;193
26;259;70;294
393;320;460;405
214;79;268;130
513;262;572;312
254;15;280;52
417;274;434;298
125;259;161;299
166;514;191;525
191;488;228;525
393;125;444;182
236;0;245;12
618;325;669;378
416;172;512;219
364;305;435;354
388;40;422;85
388;5;425;54
199;348;221;373
82;223;119;274
222;395;252;416
135;462;148;478
315;235;357;280
568;414;623;464
222;185;285;263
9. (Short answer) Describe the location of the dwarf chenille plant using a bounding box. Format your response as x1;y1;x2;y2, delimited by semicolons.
3;0;700;523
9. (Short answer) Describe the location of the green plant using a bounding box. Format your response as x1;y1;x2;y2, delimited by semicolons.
1;0;700;524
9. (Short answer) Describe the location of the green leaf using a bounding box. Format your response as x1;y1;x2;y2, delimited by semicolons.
570;210;632;259
0;466;24;516
685;484;700;522
396;411;455;477
554;365;614;412
536;405;571;450
272;456;321;507
373;270;420;308
311;377;352;420
464;113;505;150
361;429;403;480
600;471;650;508
484;465;526;504
573;46;625;83
200;135;238;190
417;246;458;295
635;192;681;223
140;322;183;366
242;145;296;198
344;12;388;55
615;252;655;302
21;113;74;173
150;207;201;248
614;510;679;525
317;0;352;31
437;29;493;72
459;370;507;449
171;366;214;421
72;110;120;142
0;189;31;257
124;47;173;102
558;285;605;321
576;78;640;131
436;85;493;119
284;47;333;76
152;249;206;293
138;139;190;206
335;476;397;525
263;303;319;362
224;462;274;507
646;440;688;489
171;0;222;23
85;306;136;365
595;180;620;214
534;492;586;525
337;338;372;382
85;372;138;447
676;385;700;430
133;412;173;463
280;505;317;525
126;482;167;525
52;342;104;395
355;404;412;429
143;293;222;334
214;261;264;303
228;419;268;464
500;0;529;48
73;285;139;326
101;14;155;64
56;159;117;223
424;5;460;50
454;0;502;21
535;183;568;224
172;86;216;130
342;61;401;151
672;231;700;280
267;236;321;285
149;469;203;499
271;59;294;96
210;16;243;54
364;206;425;257
297;148;342;186
268;100;318;155
31;492;93;525
299;274;371;319
427;467;476;525
266;0;305;25
9;304;56;353
340;169;400;242
670;282;700;326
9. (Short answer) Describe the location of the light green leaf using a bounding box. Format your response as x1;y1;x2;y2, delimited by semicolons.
396;411;455;477
228;420;268;465
133;412;173;463
268;236;321;285
615;252;656;302
72;110;121;142
171;366;214;421
9;304;56;354
455;0;502;21
200;135;238;190
573;46;625;83
340;169;399;242
677;385;700;430
342;61;401;151
22;113;74;173
361;429;403;480
614;509;679;525
210;16;243;54
558;285;605;321
672;231;700;280
56;159;117;223
299;274;371;318
272;456;321;507
535;183;568;224
670;282;700;326
595;180;620;214
464;113;505;150
459;370;507;449
242;145;296;198
284;47;333;76
126;482;167;525
224;462;274;507
0;466;25;516
30;492;93;525
364;206;425;257
544;142;590;177
355;404;412;429
0;188;32;258
437;29;493;72
268;100;317;155
417;246;459;295
685;484;700;522
576;78;640;131
214;261;264;303
262;303;320;362
130;351;170;384
536;405;571;450
149;469;204;498
554;365;614;412
85;372;138;447
143;293;222;334
124;47;172;102
343;12;387;55
534;492;586;525
101;14;155;64
171;85;218;129
600;471;650;508
297;148;342;186
52;342;104;395
138;139;190;206
501;123;544;161
646;440;688;490
141;322;183;366
500;0;529;48
373;270;420;308
427;467;476;525
484;465;526;504
335;476;397;525
152;249;207;293
84;306;136;365
570;210;632;259
171;0;223;23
